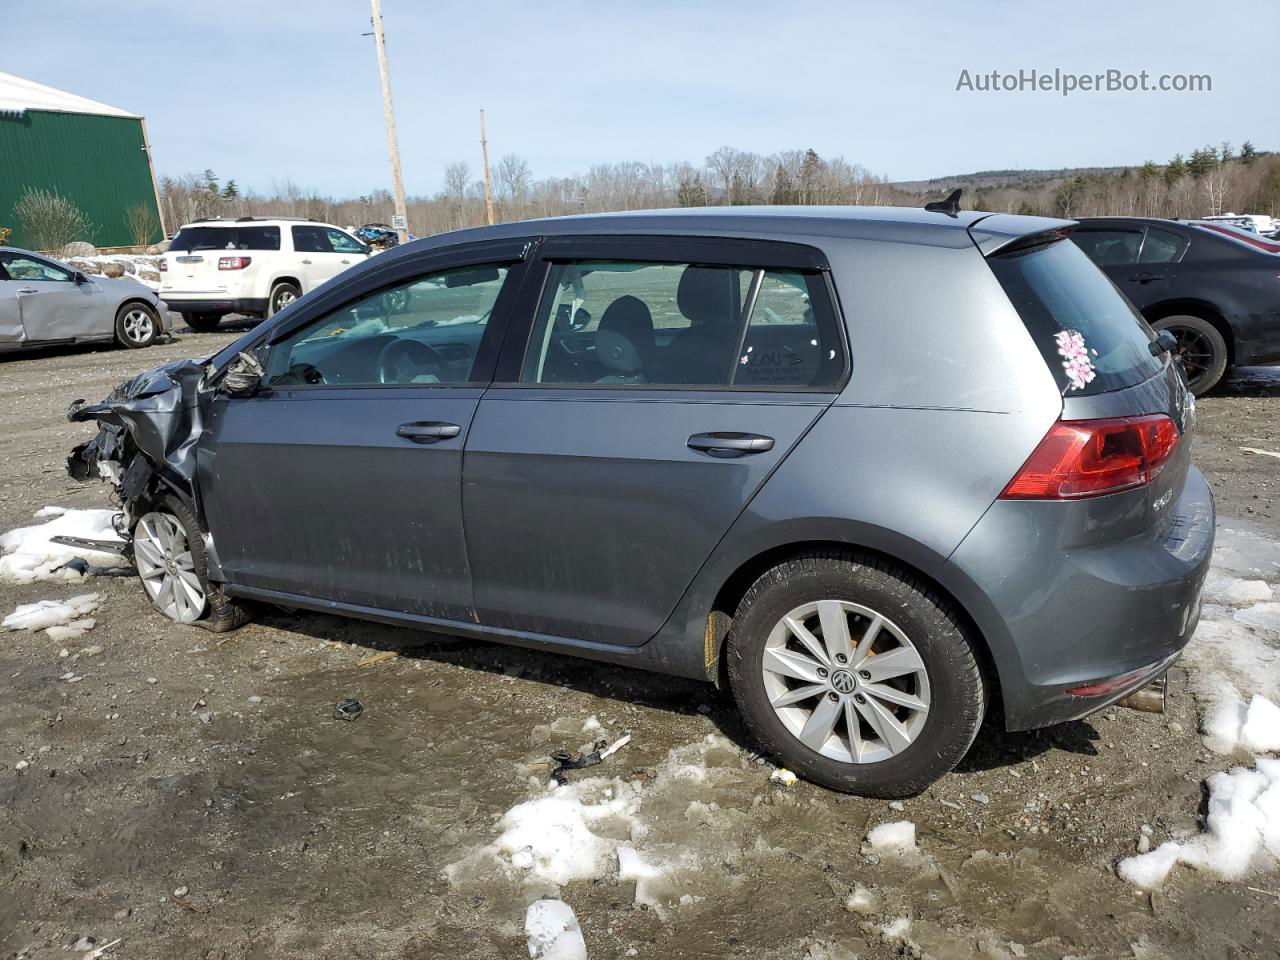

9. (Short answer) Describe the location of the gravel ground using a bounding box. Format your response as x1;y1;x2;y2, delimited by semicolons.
2;324;1279;960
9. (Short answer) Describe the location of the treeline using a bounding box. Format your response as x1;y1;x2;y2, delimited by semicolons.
158;140;1279;239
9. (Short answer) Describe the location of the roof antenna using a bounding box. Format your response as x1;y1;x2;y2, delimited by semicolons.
924;188;962;217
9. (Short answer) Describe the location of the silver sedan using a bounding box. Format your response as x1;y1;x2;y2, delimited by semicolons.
0;246;167;352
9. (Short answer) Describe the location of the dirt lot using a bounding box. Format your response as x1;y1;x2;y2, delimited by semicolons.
2;323;1279;960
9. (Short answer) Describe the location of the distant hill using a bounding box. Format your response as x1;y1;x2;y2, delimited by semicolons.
890;166;1129;195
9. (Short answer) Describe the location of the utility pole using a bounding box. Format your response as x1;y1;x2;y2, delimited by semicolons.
369;0;409;245
479;109;495;226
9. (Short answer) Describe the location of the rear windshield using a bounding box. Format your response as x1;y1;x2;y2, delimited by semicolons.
170;225;281;251
988;238;1161;395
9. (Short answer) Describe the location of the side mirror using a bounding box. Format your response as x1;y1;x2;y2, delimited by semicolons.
72;271;89;284
1149;330;1178;357
220;349;266;398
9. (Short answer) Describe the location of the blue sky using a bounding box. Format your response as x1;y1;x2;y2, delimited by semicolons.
6;0;1276;196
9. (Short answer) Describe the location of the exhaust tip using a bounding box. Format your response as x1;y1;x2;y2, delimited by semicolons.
1116;675;1168;714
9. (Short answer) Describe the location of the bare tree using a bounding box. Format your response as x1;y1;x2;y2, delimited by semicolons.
126;204;158;247
15;188;94;252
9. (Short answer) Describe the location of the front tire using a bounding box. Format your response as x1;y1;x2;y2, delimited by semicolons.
1152;314;1228;395
726;551;985;797
115;302;160;348
269;281;301;316
132;495;251;633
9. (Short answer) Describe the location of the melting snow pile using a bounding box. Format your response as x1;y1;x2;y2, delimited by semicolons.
863;820;918;858
1118;757;1280;889
0;507;127;582
3;593;99;640
1117;525;1280;888
524;899;588;960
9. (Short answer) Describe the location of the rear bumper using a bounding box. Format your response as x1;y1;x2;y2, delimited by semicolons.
159;297;268;316
947;465;1215;731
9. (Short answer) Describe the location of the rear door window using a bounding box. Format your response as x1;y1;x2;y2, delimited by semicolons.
292;225;333;253
988;238;1161;394
1070;229;1143;265
1138;228;1185;263
169;225;281;251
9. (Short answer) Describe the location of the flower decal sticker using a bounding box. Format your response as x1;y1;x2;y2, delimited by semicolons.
1054;329;1096;391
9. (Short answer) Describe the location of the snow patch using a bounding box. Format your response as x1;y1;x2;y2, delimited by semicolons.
0;508;127;582
1235;602;1280;634
1118;758;1280;888
864;820;917;857
524;899;587;960
3;594;100;632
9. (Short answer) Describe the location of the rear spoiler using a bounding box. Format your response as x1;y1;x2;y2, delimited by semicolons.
967;214;1078;257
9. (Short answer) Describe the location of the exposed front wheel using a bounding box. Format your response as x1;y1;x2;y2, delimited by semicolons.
115;303;160;348
726;552;986;797
132;496;251;632
1152;315;1228;395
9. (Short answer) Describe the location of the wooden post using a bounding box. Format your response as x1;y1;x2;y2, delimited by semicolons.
370;0;409;245
480;109;495;226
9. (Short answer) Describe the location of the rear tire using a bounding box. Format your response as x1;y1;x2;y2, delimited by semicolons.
114;302;160;348
726;551;986;797
183;311;224;332
132;495;251;633
1151;314;1228;395
269;282;301;316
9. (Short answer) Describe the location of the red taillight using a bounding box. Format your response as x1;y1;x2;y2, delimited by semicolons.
1000;415;1180;500
218;256;252;270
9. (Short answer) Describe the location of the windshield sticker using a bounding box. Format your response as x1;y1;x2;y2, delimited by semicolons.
1055;329;1096;391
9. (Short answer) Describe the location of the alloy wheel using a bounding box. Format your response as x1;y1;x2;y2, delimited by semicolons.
1167;325;1216;389
274;288;297;311
134;511;206;623
760;599;931;764
121;307;154;344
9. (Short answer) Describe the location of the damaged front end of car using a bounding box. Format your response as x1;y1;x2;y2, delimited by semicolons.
65;358;213;552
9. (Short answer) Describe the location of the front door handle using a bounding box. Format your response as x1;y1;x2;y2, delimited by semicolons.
301;258;313;265
16;288;38;295
687;432;775;458
397;421;461;443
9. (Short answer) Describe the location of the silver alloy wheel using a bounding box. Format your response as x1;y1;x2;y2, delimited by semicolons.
273;287;297;311
121;307;154;343
133;511;206;624
760;599;931;764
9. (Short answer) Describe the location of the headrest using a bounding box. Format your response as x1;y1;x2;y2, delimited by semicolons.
596;295;654;373
677;266;736;326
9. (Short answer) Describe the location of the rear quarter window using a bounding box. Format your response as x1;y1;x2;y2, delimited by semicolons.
988;238;1161;395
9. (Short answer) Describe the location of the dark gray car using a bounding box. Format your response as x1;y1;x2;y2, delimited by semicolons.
0;247;166;351
65;206;1213;796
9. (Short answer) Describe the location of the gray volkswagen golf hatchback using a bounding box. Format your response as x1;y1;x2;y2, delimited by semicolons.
67;205;1213;796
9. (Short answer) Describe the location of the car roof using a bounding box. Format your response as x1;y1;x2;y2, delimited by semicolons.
381;205;1073;259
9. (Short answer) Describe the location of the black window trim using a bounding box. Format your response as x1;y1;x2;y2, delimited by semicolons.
491;234;851;394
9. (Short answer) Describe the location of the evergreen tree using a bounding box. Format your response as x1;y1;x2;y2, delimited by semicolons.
771;164;797;205
1137;161;1159;181
221;180;240;199
676;176;707;207
1187;147;1217;178
1241;141;1257;165
1164;154;1186;185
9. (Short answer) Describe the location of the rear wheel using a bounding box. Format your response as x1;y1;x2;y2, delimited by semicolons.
132;495;251;633
114;302;159;348
183;311;224;332
269;281;301;316
1151;315;1228;395
726;552;986;797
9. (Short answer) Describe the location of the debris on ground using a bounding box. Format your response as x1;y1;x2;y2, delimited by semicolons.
769;768;798;786
0;508;127;582
525;898;588;960
550;732;631;785
356;650;399;667
333;698;363;721
843;884;880;914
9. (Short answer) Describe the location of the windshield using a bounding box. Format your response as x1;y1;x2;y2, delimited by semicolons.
988;238;1162;395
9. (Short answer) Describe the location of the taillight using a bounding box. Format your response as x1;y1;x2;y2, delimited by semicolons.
1000;415;1180;500
218;256;252;270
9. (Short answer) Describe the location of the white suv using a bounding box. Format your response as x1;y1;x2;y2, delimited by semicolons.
159;218;371;331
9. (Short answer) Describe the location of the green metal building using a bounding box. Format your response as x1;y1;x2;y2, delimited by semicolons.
0;72;164;250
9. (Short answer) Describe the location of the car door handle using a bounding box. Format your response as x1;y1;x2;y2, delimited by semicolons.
340;259;351;264
16;288;38;295
397;421;461;443
1129;272;1162;283
301;258;313;265
687;432;775;457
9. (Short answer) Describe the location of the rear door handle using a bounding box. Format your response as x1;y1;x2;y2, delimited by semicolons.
397;421;461;443
16;288;38;295
301;258;313;265
687;432;775;458
1129;272;1161;283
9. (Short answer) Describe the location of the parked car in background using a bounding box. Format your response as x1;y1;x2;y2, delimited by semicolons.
159;217;371;331
1198;213;1275;235
0;246;166;352
1072;216;1280;393
68;206;1212;797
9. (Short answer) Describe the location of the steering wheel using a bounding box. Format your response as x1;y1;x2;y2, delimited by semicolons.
376;338;449;384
